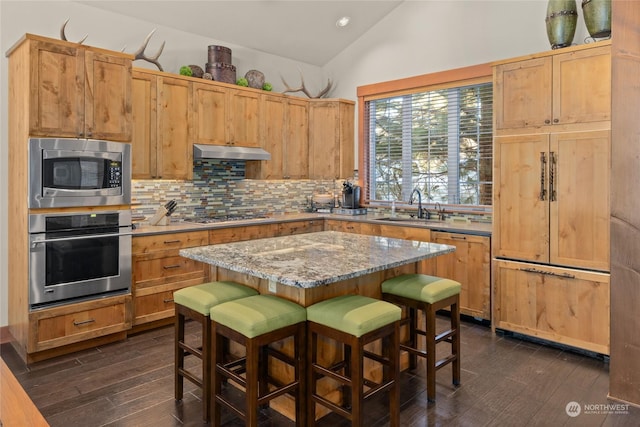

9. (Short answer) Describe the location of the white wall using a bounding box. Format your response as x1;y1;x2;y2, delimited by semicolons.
0;0;591;327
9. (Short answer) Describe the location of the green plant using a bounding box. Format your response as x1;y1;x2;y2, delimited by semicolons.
262;82;273;91
179;66;193;76
236;77;249;87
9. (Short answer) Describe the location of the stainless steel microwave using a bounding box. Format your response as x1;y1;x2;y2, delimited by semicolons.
28;138;131;208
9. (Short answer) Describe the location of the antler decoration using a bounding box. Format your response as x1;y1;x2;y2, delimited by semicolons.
132;29;165;71
281;70;333;98
60;19;88;44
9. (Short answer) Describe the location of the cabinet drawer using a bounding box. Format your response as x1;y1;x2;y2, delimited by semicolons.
209;224;277;243
132;231;208;254
277;220;323;236
133;255;207;288
29;295;131;352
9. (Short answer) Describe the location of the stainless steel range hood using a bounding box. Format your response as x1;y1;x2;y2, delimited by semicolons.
193;144;271;161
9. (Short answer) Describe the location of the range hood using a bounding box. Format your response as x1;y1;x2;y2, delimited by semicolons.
193;144;271;161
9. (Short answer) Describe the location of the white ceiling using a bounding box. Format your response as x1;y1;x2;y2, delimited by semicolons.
77;0;404;66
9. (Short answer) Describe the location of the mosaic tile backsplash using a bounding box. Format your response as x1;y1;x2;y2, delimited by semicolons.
131;160;342;221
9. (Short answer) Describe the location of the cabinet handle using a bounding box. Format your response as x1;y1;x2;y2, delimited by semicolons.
544;119;551;124
553;118;559;123
520;267;575;279
539;152;547;201
163;298;174;303
163;239;181;244
549;151;557;202
73;318;96;326
451;236;467;241
163;264;181;269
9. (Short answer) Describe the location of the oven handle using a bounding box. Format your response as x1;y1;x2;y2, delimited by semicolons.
31;232;132;246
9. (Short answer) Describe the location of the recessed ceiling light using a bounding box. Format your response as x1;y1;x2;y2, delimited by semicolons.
336;16;351;28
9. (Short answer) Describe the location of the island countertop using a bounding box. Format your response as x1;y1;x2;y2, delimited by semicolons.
179;230;455;289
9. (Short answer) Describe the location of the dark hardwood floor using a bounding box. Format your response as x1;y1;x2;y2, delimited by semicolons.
2;317;639;427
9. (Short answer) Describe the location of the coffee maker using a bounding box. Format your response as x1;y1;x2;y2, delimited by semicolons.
341;181;361;209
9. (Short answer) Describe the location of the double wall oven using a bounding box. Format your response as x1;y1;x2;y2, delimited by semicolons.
28;138;132;309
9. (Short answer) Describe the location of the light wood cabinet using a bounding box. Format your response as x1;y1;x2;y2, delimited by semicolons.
494;260;610;355
227;88;261;147
246;95;309;180
308;99;355;179
277;220;323;235
431;231;491;320
131;231;209;326
493;130;610;271
131;70;192;179
21;35;132;141
28;294;131;353
494;44;610;131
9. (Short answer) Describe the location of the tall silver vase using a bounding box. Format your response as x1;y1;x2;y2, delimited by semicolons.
546;0;578;49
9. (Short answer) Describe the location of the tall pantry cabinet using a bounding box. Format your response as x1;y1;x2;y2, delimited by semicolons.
492;41;611;355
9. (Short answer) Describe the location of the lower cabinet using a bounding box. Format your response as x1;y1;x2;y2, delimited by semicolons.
494;259;610;355
28;294;131;353
131;231;209;326
431;231;491;321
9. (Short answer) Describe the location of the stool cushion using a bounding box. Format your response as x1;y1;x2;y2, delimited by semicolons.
307;295;401;337
210;295;306;338
174;281;258;315
381;274;461;304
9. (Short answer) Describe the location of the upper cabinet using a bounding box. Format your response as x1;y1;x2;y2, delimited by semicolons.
18;35;132;141
308;99;355;179
191;83;261;147
494;44;610;131
132;69;192;179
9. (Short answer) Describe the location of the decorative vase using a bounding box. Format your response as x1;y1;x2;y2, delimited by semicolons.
545;0;578;49
582;0;611;39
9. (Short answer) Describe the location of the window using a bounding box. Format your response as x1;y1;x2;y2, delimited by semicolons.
359;66;493;207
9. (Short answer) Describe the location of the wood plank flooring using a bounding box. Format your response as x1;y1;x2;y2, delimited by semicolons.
2;317;639;426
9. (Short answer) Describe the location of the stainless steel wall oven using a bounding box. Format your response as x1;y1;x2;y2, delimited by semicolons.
29;210;132;309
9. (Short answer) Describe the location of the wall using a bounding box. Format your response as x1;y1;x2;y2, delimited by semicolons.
0;0;592;327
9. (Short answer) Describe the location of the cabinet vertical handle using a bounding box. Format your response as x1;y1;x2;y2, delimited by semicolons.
549;151;557;202
539;152;547;201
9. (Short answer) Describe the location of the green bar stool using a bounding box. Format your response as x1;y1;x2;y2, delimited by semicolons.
306;295;401;427
210;294;307;427
174;281;259;423
381;274;461;403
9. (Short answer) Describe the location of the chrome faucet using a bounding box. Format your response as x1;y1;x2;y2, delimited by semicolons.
409;188;424;219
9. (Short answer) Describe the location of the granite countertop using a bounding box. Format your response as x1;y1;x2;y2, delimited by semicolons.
133;212;492;236
179;230;455;289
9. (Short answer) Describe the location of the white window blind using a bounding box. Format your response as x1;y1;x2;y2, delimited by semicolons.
363;82;493;206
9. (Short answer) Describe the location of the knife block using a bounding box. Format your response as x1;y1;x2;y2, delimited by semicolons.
149;206;171;226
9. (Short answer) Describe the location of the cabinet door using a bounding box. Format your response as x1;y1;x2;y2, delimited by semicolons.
157;76;191;179
258;94;286;178
227;89;260;147
84;50;132;141
432;232;491;320
550;130;610;270
28;40;85;137
309;101;341;179
131;70;157;178
493;134;550;262
192;81;227;145
494;260;610;354
284;98;309;179
494;57;552;130
553;46;611;125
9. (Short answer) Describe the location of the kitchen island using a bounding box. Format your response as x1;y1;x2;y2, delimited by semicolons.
179;230;455;306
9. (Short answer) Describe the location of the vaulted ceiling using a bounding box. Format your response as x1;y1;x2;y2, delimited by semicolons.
77;0;404;66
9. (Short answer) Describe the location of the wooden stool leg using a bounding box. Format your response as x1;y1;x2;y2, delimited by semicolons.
246;339;260;427
202;315;211;422
175;310;185;401
351;338;364;427
426;303;437;403
343;343;352;410
452;299;461;386
213;327;224;427
307;327;317;424
389;322;400;427
408;307;418;370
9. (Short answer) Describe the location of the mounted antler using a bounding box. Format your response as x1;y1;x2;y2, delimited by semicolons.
132;29;165;71
281;70;333;98
60;19;88;44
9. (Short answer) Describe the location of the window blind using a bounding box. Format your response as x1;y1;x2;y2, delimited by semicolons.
363;81;493;207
